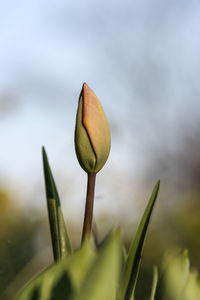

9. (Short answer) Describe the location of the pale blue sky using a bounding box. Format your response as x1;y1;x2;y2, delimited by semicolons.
0;0;200;220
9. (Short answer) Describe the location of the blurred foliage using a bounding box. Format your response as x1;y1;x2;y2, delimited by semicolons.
132;123;200;299
0;188;42;299
155;249;200;300
135;192;200;299
1;184;200;299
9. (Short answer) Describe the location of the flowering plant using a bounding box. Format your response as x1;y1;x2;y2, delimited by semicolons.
15;84;200;300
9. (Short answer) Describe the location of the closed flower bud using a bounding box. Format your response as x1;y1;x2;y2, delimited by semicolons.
75;83;111;174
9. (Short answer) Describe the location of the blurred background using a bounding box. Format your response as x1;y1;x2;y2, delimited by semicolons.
0;0;200;299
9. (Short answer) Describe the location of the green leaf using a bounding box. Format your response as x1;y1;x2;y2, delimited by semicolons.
159;249;190;300
42;146;72;261
150;266;158;300
183;270;200;300
16;237;96;300
39;266;73;300
118;180;160;300
122;246;128;267
74;230;122;300
16;260;73;300
66;238;97;290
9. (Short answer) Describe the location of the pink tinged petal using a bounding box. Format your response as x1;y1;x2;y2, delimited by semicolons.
82;83;111;171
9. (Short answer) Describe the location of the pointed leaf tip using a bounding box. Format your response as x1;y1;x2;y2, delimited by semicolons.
42;147;72;260
118;181;160;300
42;145;46;155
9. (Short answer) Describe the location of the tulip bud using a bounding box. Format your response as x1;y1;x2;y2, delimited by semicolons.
75;83;111;174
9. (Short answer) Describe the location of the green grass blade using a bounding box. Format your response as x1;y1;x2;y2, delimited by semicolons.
150;266;158;300
118;180;160;300
42;147;72;261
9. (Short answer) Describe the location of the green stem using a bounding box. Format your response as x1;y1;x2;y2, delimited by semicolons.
82;173;96;243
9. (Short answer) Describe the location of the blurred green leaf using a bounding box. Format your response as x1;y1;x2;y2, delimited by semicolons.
183;270;200;300
39;266;72;300
122;246;128;267
74;230;122;300
159;249;190;300
156;249;200;300
42;147;72;260
16;238;96;300
16;260;73;300
66;238;97;290
118;180;160;300
150;266;158;300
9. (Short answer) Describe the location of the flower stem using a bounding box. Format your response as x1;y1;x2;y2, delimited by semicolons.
82;173;96;243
